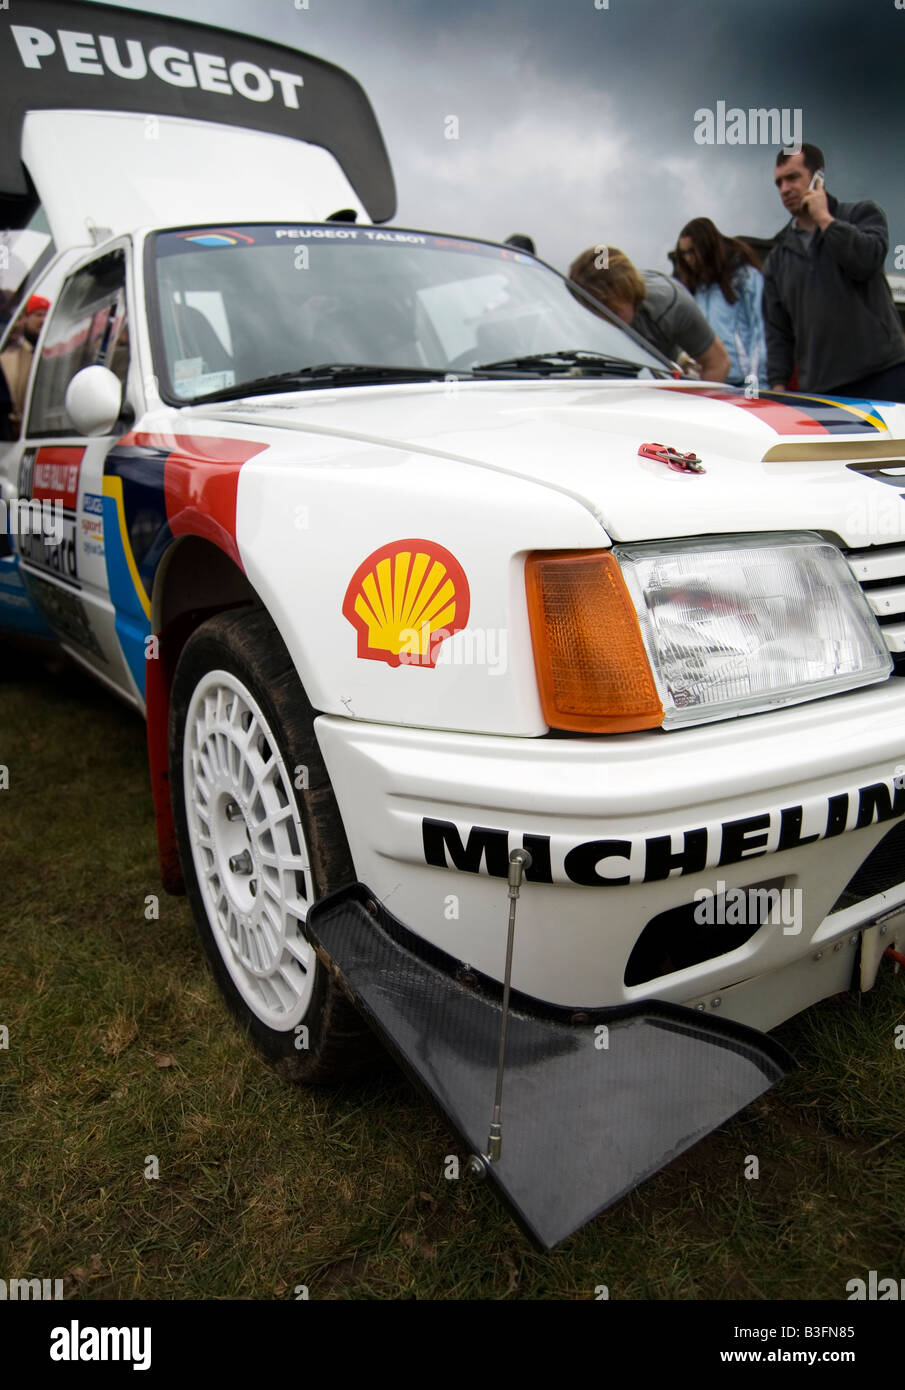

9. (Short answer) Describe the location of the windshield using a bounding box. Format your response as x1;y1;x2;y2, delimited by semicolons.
148;223;669;401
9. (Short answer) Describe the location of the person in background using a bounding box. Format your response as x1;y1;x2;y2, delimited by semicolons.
0;289;16;340
0;360;13;443
504;234;536;254
673;218;767;387
764;143;905;400
568;246;730;381
0;293;49;432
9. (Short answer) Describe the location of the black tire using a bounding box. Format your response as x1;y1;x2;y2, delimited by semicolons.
169;606;381;1083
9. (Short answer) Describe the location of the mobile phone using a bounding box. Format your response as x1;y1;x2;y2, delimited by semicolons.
808;169;825;192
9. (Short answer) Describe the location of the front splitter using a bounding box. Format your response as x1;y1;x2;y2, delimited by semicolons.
307;884;793;1250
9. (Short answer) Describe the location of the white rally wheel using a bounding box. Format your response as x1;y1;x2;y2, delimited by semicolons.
182;668;315;1032
170;607;380;1082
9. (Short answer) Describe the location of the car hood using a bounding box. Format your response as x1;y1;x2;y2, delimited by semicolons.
205;378;905;546
20;111;369;251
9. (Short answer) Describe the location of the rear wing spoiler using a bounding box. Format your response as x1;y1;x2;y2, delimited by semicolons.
0;0;396;226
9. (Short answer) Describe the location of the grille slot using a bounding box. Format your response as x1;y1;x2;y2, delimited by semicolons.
625;878;787;986
847;543;905;661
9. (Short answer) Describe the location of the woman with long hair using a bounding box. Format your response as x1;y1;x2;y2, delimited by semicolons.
673;218;768;387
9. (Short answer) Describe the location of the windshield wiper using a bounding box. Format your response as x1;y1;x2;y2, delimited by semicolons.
187;352;667;404
191;363;469;403
470;350;668;378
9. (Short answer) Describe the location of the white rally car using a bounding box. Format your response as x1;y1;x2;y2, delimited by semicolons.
2;2;904;1248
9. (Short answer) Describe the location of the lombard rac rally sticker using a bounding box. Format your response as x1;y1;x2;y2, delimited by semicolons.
343;539;470;668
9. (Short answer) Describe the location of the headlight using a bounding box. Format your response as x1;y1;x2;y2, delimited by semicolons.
616;533;892;728
525;534;892;733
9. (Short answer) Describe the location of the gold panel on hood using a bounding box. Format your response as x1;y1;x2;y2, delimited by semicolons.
763;439;905;462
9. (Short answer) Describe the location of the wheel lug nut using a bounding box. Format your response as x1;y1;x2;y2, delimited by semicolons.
229;850;253;875
225;801;243;822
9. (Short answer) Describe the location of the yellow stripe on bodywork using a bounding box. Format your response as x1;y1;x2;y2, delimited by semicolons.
789;393;889;432
102;474;152;620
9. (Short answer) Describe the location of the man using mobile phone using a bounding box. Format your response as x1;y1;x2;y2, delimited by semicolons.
763;143;905;401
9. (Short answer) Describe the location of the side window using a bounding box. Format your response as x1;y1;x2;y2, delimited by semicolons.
27;250;128;438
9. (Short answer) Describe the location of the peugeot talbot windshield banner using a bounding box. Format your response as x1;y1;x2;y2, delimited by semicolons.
0;0;396;221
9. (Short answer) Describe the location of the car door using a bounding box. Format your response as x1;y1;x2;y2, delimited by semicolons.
14;243;143;702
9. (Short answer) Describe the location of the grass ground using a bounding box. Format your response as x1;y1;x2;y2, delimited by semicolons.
1;642;903;1300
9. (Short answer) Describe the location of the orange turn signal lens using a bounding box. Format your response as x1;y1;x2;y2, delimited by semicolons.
525;550;664;733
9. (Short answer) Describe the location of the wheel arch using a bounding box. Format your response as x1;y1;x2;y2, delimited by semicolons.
147;535;263;893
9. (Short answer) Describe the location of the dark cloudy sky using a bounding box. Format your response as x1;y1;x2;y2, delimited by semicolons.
89;0;905;275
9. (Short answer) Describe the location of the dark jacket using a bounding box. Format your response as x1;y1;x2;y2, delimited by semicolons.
763;193;905;392
0;361;13;442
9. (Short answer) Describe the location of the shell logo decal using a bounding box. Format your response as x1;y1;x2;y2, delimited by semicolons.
342;539;470;668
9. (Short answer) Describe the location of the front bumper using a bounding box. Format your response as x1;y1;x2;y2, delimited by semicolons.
315;680;905;1029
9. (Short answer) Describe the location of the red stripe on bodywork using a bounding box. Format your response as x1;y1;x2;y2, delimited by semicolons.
116;433;268;896
664;386;830;436
121;431;269;568
144;645;183;895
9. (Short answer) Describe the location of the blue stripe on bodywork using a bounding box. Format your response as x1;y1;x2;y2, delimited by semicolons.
761;391;888;434
102;442;177;699
101;490;151;699
0;542;54;639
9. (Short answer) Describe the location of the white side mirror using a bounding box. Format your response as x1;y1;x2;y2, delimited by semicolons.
65;365;123;437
